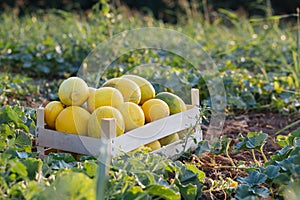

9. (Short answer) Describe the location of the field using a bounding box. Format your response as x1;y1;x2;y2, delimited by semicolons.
0;4;300;200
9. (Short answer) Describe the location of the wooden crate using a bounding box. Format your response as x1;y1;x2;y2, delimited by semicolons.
36;88;202;160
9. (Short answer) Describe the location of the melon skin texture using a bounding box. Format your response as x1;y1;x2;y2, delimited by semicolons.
159;133;180;146
87;87;124;113
141;99;170;123
155;92;186;115
121;74;155;105
88;106;125;138
102;78;141;104
58;77;89;106
44;101;64;129
55;106;91;136
117;102;145;131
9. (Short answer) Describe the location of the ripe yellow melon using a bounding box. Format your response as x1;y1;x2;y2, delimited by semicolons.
102;78;141;104
44;101;64;129
88;106;125;138
145;140;161;151
117;102;145;131
159;133;180;146
86;87;96;113
122;74;155;105
58;77;89;106
55;106;91;136
87;87;124;113
142;99;170;123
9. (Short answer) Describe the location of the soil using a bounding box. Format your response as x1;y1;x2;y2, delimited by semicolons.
198;111;300;199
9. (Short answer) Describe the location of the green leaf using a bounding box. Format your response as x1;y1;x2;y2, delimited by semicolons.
22;181;46;199
235;185;258;200
22;158;43;180
237;170;267;187
9;160;28;177
294;138;300;147
124;186;149;200
175;178;197;200
253;187;269;198
270;146;293;161
236;133;268;150
276;135;289;147
48;153;76;163
0;106;28;132
185;164;205;183
272;173;290;184
288;128;300;145
83;161;98;177
246;132;268;149
195;140;210;156
15;130;32;151
145;184;180;200
265;165;280;179
37;172;95;200
134;171;156;186
37;65;50;74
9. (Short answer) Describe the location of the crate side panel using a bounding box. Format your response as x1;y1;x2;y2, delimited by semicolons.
112;107;200;154
36;128;101;155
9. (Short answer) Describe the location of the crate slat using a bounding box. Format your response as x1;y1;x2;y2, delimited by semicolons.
112;107;200;155
36;128;101;155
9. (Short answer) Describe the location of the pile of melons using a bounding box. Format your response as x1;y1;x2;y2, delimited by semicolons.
44;74;187;151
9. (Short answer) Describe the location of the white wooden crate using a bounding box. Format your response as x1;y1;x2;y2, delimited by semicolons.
36;88;202;160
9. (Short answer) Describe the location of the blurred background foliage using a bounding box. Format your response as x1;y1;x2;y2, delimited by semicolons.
0;0;299;112
1;0;299;22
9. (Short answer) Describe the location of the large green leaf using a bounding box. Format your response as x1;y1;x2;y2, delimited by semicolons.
0;106;28;132
235;185;258;200
237;170;267;187
22;158;43;180
145;184;181;200
37;172;95;200
9;159;28;178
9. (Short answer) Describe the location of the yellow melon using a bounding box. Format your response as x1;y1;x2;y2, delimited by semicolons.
117;102;145;131
102;78;141;104
122;74;155;105
58;77;89;106
55;106;91;136
44;101;64;129
145;140;161;151
87;87;124;113
142;99;170;123
88;106;125;138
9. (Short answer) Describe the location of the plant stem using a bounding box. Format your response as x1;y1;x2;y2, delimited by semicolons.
260;143;268;163
275;119;300;135
225;140;236;167
252;149;261;166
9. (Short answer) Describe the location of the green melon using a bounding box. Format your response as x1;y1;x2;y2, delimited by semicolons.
155;92;186;114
